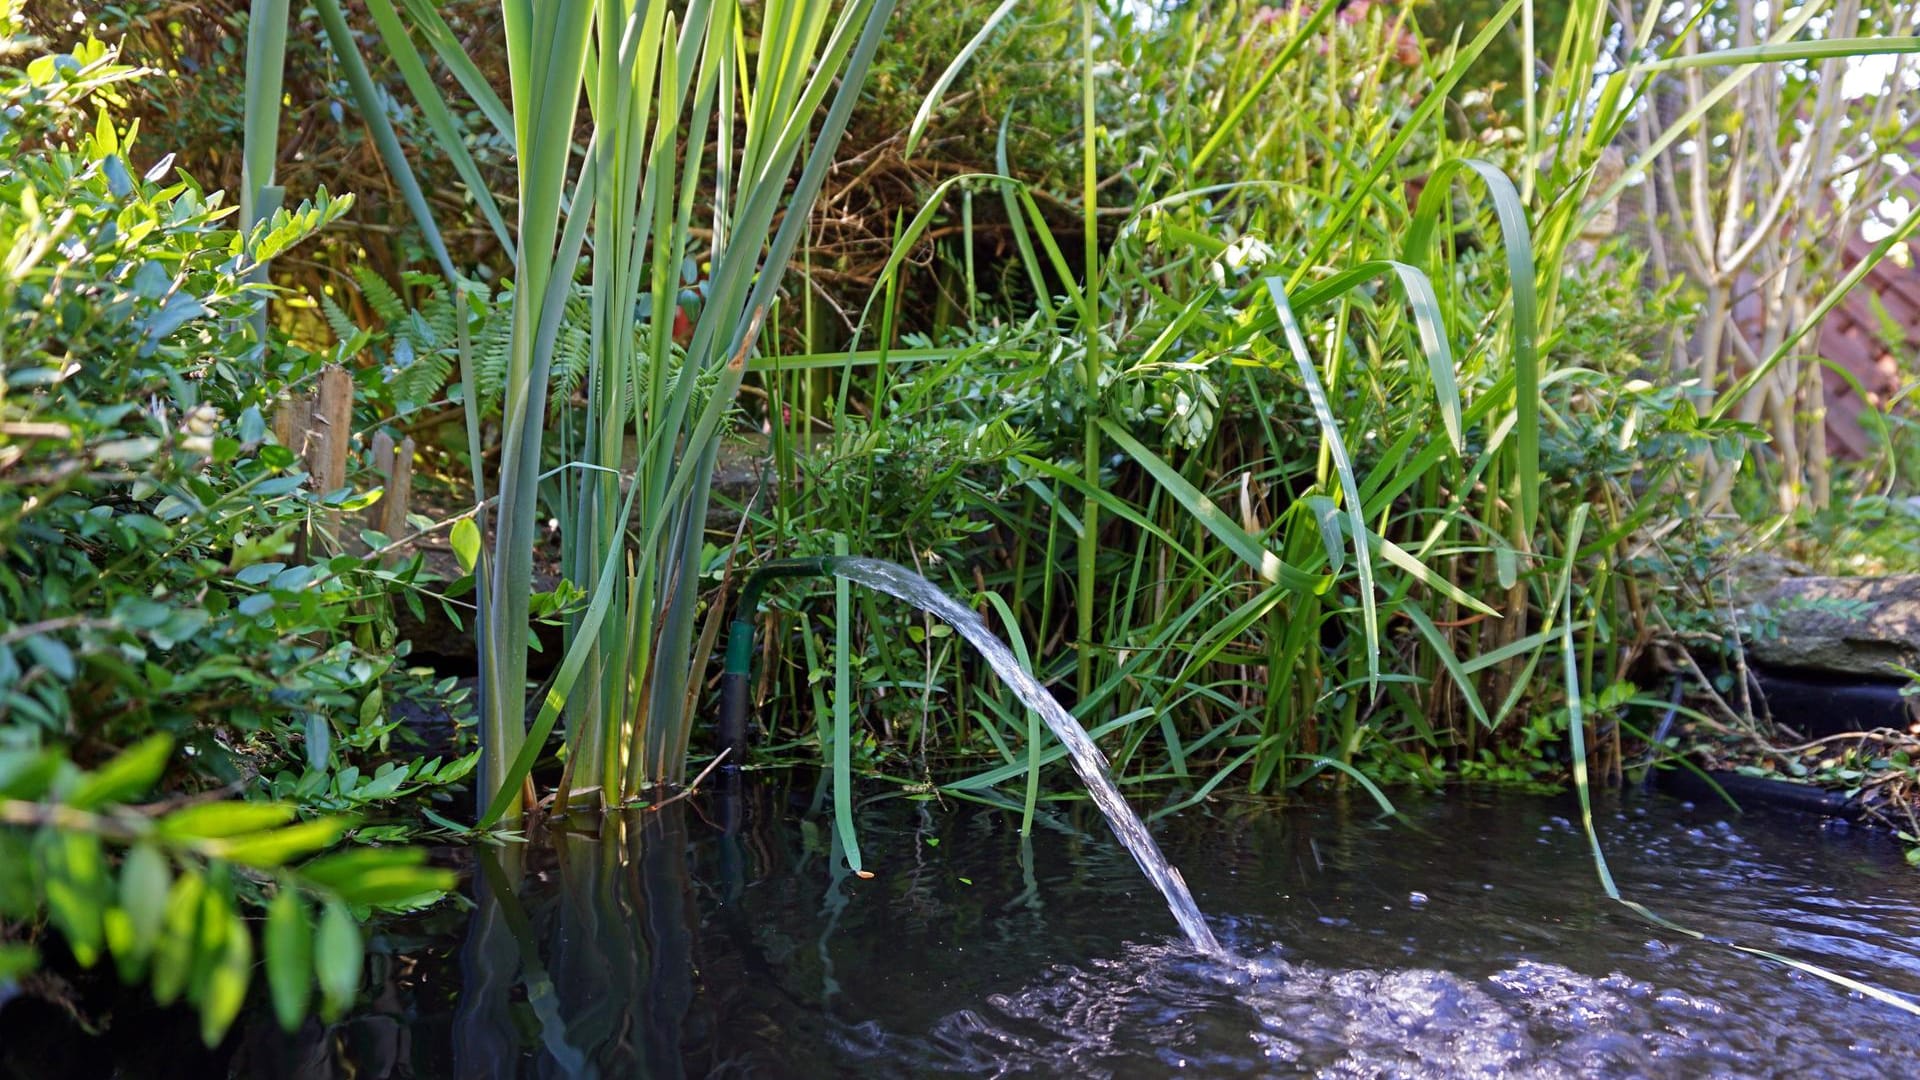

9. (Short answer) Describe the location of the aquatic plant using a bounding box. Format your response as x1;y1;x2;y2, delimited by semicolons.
742;0;1920;804
297;0;902;821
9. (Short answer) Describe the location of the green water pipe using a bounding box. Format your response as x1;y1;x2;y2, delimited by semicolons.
719;557;839;766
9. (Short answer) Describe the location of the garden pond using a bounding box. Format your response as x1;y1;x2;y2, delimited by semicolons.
191;778;1920;1078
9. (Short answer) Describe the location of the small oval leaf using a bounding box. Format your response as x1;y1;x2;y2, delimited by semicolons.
449;518;480;576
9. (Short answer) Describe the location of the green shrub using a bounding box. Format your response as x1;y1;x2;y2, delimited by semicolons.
0;36;376;764
0;34;456;1040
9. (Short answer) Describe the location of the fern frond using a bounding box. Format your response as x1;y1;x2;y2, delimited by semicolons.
320;293;359;346
352;265;407;325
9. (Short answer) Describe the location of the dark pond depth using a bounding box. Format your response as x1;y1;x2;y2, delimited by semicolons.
17;778;1920;1078
353;778;1920;1076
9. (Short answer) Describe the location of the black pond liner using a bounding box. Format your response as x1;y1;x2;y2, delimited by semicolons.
1648;666;1914;823
1750;665;1915;736
1656;765;1867;821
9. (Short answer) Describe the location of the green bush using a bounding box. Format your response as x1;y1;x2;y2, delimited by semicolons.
0;34;457;1041
0;36;376;764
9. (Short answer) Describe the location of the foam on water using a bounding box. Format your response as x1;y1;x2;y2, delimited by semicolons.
830;940;1910;1078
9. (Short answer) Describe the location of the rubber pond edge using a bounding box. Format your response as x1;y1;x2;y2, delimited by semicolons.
1749;665;1915;737
1655;765;1865;820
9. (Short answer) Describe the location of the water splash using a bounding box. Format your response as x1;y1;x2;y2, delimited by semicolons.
829;556;1221;953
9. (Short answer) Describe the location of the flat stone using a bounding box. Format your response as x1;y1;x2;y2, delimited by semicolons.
1741;574;1920;677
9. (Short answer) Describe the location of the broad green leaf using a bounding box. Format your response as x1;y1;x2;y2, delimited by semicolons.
150;869;204;1004
323;864;455;908
103;907;140;981
450;518;481;576
1495;545;1519;590
200;910;252;1045
68;733;173;810
213;817;356;867
93;436;162;463
119;842;171;956
298;846;428;891
314;899;361;1021
23;634;76;681
22;635;76;683
358;687;383;728
158;801;300;840
1303;495;1345;574
265;888;313;1032
186;875;231;1008
350;766;408;801
38;831;108;967
305;715;332;770
0;749;60;800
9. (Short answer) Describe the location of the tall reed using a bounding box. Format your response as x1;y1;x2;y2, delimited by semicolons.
305;0;898;822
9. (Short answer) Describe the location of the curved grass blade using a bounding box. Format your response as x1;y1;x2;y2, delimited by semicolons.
397;0;515;143
979;589;1044;837
1261;276;1380;688
1403;158;1537;534
363;0;515;255
831;536;863;873
1633;36;1920;72
1558;505;1920;1017
1289;259;1466;455
904;0;1019;157
1375;535;1497;617
1014;453;1232;591
1285;755;1400;818
1098;419;1327;595
1712;198;1920;421
1188;0;1338;174
1288;0;1524;286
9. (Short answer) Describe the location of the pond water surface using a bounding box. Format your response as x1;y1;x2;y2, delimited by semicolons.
7;777;1898;1078
208;775;1920;1079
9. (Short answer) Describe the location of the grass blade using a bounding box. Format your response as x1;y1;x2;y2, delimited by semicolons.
1262;276;1380;688
904;0;1019;157
1098;419;1327;594
1403;158;1537;534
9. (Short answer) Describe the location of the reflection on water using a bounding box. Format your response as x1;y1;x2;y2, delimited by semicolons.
208;778;1920;1077
452;798;708;1079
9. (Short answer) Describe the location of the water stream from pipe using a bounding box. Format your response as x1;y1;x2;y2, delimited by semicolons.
828;556;1221;954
